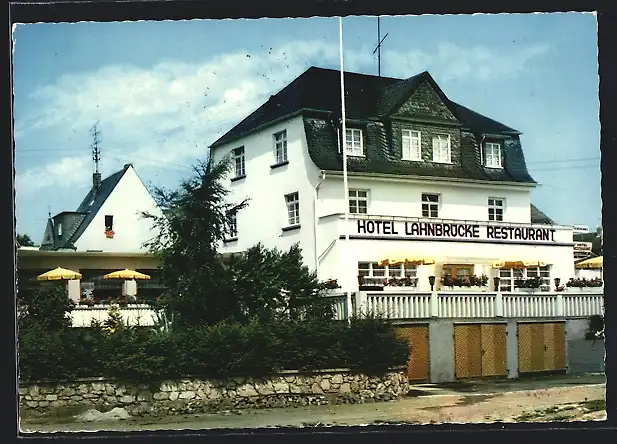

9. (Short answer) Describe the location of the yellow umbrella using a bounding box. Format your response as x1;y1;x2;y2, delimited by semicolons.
575;256;603;269
37;267;82;281
378;256;435;266
492;260;545;269
103;269;151;280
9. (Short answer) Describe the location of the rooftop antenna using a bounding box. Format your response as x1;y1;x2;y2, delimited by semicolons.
372;16;389;77
90;121;102;191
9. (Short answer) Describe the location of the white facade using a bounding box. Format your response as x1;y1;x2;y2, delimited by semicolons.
74;166;164;252
213;120;575;294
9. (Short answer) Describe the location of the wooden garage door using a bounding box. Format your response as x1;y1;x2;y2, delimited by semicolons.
518;322;566;373
454;323;507;379
396;326;430;381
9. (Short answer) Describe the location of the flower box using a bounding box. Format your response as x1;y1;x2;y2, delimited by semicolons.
443;286;488;293
569;286;603;293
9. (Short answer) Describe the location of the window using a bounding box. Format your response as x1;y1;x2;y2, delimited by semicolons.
57;223;63;236
485;142;502;168
358;262;418;287
488;197;505;221
345;128;364;157
402;130;422;161
499;266;551;292
349;189;368;214
285;192;300;226
432;134;451;163
442;264;473;279
232;147;245;178
273;130;288;164
422;193;439;218
104;215;113;231
227;212;238;239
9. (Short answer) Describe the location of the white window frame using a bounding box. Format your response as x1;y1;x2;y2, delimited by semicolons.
273;130;288;164
345;128;364;157
421;193;440;218
285;192;300;226
488;197;505;222
485;142;502;168
233;147;245;178
402;129;422;161
358;262;418;287
432;134;451;163
349;189;369;214
499;266;551;292
227;212;238;239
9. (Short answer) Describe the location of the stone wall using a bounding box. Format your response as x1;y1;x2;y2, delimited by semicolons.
19;369;410;417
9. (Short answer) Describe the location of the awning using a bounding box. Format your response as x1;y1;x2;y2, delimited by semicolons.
575;256;603;269
103;269;151;280
492;260;545;269
37;267;82;281
378;256;435;266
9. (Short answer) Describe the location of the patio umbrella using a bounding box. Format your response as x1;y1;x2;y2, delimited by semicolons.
378;255;435;266
575;256;603;269
37;267;82;281
103;269;151;280
491;260;545;269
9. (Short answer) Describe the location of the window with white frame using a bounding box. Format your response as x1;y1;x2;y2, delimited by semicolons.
345;128;364;157
358;262;418;286
402;130;422;161
232;146;245;178
488;197;505;222
273;130;288;164
226;211;238;239
285;192;300;226
349;189;368;214
432;134;451;163
498;266;551;292
422;193;439;218
485;142;502;168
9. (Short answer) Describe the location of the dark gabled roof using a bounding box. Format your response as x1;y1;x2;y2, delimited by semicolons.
42;165;130;250
211;66;520;148
530;204;555;225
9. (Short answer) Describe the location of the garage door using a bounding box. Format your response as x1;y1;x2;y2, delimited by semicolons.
454;323;507;379
518;322;566;373
396;325;430;381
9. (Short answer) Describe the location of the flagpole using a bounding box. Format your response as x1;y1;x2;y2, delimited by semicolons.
339;17;352;322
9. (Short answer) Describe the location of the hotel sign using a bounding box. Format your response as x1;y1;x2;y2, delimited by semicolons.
355;220;557;242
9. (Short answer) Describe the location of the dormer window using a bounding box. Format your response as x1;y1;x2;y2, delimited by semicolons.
485;142;502;168
345;128;364;157
432;135;451;163
402;130;422;161
57;223;62;237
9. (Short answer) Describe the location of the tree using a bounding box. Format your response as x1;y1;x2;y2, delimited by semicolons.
141;154;249;328
17;233;35;247
18;284;75;332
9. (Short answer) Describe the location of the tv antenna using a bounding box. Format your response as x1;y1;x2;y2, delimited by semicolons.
90;120;101;174
372;17;389;77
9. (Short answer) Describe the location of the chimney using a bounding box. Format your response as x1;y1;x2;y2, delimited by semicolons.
93;172;102;191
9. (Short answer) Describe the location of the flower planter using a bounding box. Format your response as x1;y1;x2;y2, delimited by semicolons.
569;287;603;293
444;286;488;293
515;288;540;294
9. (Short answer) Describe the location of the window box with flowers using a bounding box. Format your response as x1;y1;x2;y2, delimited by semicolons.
105;230;115;239
566;277;603;293
382;276;419;292
514;276;543;293
440;274;489;292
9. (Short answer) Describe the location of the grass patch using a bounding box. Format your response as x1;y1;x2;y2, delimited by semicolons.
581;399;605;413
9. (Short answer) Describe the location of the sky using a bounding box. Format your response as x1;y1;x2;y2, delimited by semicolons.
12;12;600;244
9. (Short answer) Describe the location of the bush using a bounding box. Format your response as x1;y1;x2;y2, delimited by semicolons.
18;316;408;383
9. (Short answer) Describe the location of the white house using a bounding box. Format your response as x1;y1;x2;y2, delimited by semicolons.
209;66;576;294
39;163;163;253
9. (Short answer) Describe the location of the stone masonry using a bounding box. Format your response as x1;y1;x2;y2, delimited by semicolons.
19;369;410;417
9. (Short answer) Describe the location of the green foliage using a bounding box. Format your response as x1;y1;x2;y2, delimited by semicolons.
17;233;36;246
18;284;75;332
19;315;409;383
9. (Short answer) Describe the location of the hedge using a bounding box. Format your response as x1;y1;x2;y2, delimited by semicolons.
17;316;410;383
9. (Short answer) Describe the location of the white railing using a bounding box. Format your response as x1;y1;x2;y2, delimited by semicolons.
344;290;604;320
364;292;432;319
70;304;159;327
438;292;497;318
323;293;348;321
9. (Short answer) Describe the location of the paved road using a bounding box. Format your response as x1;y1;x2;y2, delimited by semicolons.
20;374;606;434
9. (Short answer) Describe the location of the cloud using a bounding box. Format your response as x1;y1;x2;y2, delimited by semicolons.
384;42;551;81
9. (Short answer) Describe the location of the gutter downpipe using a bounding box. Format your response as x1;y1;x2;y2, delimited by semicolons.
479;134;486;166
313;171;327;280
339;18;352;323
